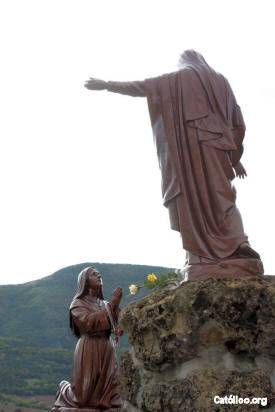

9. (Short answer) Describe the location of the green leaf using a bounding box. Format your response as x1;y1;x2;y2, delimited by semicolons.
159;274;167;282
168;272;178;279
144;279;156;290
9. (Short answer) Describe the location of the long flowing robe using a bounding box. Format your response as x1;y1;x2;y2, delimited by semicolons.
106;51;260;263
52;295;123;411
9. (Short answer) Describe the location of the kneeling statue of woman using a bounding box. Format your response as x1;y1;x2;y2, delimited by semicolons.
51;266;123;412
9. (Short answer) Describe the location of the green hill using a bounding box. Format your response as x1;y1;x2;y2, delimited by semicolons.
0;262;174;396
0;336;72;396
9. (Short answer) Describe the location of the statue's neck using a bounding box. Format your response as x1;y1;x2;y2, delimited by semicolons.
88;287;99;299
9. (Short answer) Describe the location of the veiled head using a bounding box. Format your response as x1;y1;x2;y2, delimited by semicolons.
178;49;208;68
74;266;104;300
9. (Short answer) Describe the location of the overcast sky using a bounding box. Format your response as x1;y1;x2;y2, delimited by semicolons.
0;0;274;285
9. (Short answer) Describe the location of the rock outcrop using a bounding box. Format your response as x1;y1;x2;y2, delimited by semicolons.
118;277;275;411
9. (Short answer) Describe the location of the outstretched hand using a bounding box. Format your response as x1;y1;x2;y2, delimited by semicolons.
84;77;107;91
234;161;247;179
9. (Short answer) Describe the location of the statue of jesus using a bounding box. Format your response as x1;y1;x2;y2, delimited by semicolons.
84;50;263;280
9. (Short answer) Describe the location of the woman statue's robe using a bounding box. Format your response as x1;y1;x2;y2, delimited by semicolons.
52;295;123;411
105;51;263;279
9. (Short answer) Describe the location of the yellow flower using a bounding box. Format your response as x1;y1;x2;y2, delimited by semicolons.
147;273;157;283
129;284;139;295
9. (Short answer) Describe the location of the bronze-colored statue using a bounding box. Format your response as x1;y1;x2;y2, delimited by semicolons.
52;266;123;411
84;50;264;280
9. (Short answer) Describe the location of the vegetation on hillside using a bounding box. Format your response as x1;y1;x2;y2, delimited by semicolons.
0;337;72;395
0;393;48;410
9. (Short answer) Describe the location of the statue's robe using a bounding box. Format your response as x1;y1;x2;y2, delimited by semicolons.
106;55;263;279
52;295;122;411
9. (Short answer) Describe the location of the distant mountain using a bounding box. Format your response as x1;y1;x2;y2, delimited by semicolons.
0;262;174;396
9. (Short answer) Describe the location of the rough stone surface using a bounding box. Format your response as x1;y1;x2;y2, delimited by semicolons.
58;409;119;412
141;369;273;412
119;277;275;411
119;350;141;406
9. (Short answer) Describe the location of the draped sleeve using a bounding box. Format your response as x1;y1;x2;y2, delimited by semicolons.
70;306;111;335
106;80;147;97
224;77;246;166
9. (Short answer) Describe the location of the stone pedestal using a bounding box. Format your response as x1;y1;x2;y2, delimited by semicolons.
58;409;99;412
118;277;275;411
57;409;120;412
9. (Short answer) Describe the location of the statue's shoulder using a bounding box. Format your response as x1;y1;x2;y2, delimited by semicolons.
70;297;85;310
216;72;230;87
178;67;199;82
217;73;236;98
179;66;193;73
179;66;196;74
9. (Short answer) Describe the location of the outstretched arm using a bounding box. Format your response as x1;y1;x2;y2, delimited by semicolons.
84;77;147;97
